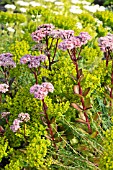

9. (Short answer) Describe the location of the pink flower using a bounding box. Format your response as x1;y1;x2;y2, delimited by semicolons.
0;84;9;93
10;119;22;132
30;84;48;100
58;39;75;51
0;53;16;67
1;112;10;118
49;29;63;39
42;82;54;93
31;24;55;42
30;82;54;100
98;33;113;52
20;54;32;64
79;32;91;44
18;113;30;122
60;30;74;40
20;55;47;68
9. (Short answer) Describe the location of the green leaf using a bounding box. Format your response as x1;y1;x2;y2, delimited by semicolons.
73;85;83;98
71;103;83;111
73;85;79;94
83;87;90;97
84;98;92;110
78;69;82;78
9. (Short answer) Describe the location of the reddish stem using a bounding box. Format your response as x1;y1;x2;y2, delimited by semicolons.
105;50;109;67
33;71;38;84
68;49;92;133
52;39;59;62
110;60;113;107
42;99;57;149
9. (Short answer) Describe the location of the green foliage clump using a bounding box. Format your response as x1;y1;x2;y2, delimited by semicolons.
10;40;30;63
99;117;113;170
48;55;75;101
0;137;9;162
96;24;108;37
0;11;26;24
44;96;70;119
27;6;45;16
94;10;113;30
2;86;42;122
4;134;51;170
78;12;96;27
81;45;102;69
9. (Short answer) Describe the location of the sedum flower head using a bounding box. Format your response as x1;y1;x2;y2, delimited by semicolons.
20;54;47;68
31;24;55;42
58;32;91;51
0;84;9;93
58;39;75;51
79;32;91;45
49;29;63;39
30;84;48;100
98;33;113;52
60;30;74;40
1;112;10;118
18;113;30;122
0;53;16;68
30;82;54;100
10;119;22;132
42;82;54;93
20;54;32;64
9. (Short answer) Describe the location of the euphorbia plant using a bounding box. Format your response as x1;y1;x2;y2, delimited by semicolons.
58;31;92;133
98;33;113;107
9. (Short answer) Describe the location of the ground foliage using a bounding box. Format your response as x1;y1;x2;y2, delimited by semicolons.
0;0;113;170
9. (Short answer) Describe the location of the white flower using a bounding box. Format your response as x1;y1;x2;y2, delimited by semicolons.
20;8;27;13
69;6;82;14
80;1;91;5
95;18;103;25
53;11;59;15
76;22;83;29
37;14;42;18
5;4;16;10
83;5;97;13
16;1;29;6
45;0;56;2
7;27;15;32
71;0;79;3
54;1;64;6
21;30;25;34
29;1;41;7
70;5;80;9
97;6;106;11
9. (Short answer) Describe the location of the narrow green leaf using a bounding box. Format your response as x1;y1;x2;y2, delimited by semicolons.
83;87;90;97
71;103;83;111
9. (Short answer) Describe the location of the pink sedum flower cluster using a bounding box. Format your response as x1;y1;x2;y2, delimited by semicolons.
0;53;16;68
20;54;47;68
31;24;55;42
10;113;30;132
98;33;113;52
60;30;74;40
31;24;75;43
1;112;10;118
30;82;54;100
58;32;91;51
0;83;9;93
10;119;22;133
